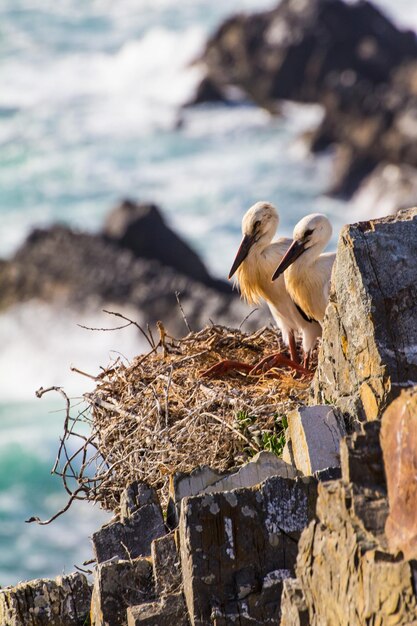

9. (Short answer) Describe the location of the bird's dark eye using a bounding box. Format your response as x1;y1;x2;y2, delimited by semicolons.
304;229;313;238
253;220;261;231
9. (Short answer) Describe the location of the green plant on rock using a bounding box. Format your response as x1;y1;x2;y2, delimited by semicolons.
236;409;288;459
261;431;286;457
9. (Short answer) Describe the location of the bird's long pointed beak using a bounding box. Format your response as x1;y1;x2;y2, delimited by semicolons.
228;233;255;279
272;239;305;281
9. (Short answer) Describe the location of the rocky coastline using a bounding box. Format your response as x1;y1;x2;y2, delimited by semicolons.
0;200;268;338
191;0;417;205
1;208;416;625
2;1;417;623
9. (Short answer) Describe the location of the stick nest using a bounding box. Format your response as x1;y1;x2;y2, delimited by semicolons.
83;324;312;512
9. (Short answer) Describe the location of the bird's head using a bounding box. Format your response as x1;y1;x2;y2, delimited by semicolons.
272;213;332;280
229;201;278;279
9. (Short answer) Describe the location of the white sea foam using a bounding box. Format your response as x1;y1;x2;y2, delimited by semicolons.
0;302;147;402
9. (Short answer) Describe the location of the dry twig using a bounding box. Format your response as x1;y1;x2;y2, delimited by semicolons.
31;324;314;520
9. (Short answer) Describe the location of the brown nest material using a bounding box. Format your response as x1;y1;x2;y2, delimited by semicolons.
83;323;313;513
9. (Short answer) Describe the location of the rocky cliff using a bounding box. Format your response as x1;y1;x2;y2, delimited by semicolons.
313;207;417;424
1;208;417;625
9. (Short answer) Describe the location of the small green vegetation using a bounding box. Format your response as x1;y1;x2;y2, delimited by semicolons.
235;410;288;459
235;409;257;427
261;431;286;457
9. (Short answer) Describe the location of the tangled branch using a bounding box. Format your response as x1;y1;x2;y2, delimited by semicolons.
28;319;313;524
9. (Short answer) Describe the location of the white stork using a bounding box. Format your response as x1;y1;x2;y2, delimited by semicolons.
272;213;335;329
202;202;321;376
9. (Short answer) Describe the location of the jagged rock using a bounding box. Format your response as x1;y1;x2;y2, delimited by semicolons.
286;405;346;475
120;482;160;521
203;451;299;492
0;223;266;336
151;532;182;596
340;421;386;492
381;387;417;560
210;571;291;626
167;451;299;528
103;200;229;292
186;76;228;106
314;208;417;424
92;502;166;563
127;592;190;626
91;558;154;626
280;578;309;626
0;572;91;626
179;474;317;625
280;420;417;625
313;466;342;481
200;0;417;107
196;0;417;196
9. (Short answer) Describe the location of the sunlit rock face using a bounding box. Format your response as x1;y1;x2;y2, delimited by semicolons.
313;207;417;425
381;386;417;561
281;421;417;626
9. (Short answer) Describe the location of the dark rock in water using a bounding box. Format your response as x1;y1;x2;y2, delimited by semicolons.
0;222;268;336
352;162;417;216
313;207;417;424
195;0;417;197
103;200;230;293
199;0;417;108
186;75;228;106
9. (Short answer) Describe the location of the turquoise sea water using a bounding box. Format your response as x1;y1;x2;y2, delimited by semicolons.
1;0;416;585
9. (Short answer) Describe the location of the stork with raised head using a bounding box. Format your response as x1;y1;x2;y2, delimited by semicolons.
201;202;321;377
272;213;335;329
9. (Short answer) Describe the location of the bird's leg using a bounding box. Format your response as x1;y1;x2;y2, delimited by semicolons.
200;360;253;378
201;351;311;379
303;350;310;370
200;332;311;378
249;352;310;376
288;331;299;364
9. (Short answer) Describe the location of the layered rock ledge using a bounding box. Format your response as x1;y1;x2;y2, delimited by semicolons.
313;206;417;424
2;208;417;625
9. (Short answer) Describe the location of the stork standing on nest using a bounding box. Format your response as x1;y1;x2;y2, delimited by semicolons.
202;201;321;377
272;214;335;343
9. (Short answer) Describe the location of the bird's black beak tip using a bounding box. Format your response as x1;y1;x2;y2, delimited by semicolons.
228;233;253;280
271;268;282;281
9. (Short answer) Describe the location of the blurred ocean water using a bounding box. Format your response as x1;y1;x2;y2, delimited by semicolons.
0;0;416;585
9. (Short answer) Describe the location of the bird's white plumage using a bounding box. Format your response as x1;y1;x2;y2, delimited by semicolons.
233;202;321;354
284;213;335;324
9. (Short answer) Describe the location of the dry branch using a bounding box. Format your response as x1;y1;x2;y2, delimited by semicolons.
32;324;314;521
